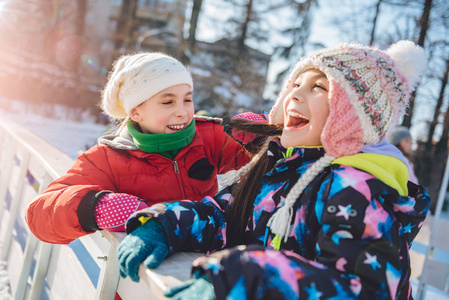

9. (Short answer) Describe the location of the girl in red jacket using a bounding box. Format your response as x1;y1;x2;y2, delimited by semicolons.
25;52;250;244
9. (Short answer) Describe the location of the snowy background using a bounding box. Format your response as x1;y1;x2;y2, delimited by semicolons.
1;98;108;160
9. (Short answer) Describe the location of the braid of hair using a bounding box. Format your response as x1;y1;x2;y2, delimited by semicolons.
219;141;271;188
220;120;281;188
267;154;336;242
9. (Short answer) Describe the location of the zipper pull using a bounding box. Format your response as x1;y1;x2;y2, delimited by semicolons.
173;160;179;173
271;234;281;251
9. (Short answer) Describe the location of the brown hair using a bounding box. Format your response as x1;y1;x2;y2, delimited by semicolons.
227;119;282;244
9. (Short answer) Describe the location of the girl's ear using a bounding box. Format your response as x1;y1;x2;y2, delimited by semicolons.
129;107;142;122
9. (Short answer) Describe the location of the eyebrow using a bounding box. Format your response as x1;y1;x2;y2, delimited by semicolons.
313;73;327;80
160;91;193;98
296;72;328;82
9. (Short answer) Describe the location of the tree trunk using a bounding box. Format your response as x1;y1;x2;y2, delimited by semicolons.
238;0;253;54
436;102;449;156
425;58;449;153
114;0;137;52
402;0;432;127
188;0;203;50
75;0;87;38
425;59;449;212
369;0;382;45
427;141;448;213
75;0;87;108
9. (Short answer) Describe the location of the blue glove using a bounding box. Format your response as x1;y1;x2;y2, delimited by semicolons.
164;276;215;300
117;219;169;282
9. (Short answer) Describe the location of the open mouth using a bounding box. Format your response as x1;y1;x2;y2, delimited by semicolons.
167;124;185;131
286;111;309;129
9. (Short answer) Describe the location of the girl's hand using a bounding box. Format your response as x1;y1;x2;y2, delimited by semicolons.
230;112;267;144
94;192;149;231
164;274;215;300
117;219;169;282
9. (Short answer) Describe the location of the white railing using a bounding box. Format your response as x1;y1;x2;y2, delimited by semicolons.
0;120;200;300
0;119;448;299
411;152;449;299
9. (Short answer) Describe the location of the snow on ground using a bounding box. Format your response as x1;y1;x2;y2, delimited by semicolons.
5;114;108;160
1;99;108;160
0;262;11;300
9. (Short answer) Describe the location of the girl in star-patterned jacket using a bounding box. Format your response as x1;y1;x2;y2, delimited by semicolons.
118;41;430;300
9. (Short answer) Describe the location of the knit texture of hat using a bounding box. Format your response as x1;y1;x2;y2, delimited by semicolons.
387;126;412;146
265;40;427;242
102;52;193;119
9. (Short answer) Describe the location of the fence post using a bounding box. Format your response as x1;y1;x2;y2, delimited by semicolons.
28;242;53;300
14;173;53;300
14;234;39;300
94;245;120;300
0;139;16;223
1;151;31;261
415;152;449;299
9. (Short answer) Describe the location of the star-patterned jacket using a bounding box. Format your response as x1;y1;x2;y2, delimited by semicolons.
127;139;430;299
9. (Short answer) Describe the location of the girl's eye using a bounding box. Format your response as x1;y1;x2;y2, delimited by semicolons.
184;99;193;103
293;83;301;88
314;84;328;91
162;100;173;105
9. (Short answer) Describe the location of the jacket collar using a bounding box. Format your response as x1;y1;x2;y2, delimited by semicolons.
98;121;204;160
267;138;325;167
128;120;196;158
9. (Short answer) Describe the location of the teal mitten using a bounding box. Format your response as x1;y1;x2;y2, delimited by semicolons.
117;219;169;282
164;275;215;300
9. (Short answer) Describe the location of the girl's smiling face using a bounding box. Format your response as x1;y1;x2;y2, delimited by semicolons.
280;69;330;149
129;84;194;134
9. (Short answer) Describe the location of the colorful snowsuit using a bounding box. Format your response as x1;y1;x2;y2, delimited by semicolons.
127;139;430;299
26;117;250;244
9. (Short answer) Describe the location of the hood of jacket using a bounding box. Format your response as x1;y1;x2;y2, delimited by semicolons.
333;153;409;196
98;125;138;151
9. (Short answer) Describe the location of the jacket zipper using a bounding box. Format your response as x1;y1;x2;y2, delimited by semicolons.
173;160;186;199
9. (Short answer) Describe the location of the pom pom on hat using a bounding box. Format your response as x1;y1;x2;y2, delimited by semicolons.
386;40;427;92
102;52;193;119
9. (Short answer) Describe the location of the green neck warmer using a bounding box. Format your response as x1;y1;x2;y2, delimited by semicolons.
127;119;196;159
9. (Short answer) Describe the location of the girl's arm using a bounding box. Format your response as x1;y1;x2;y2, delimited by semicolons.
210;122;251;174
125;186;237;255
25;146;118;244
118;187;238;282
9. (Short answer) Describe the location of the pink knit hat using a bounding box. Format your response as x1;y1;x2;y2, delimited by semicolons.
269;40;427;157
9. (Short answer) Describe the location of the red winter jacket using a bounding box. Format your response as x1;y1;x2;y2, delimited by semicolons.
25;118;250;244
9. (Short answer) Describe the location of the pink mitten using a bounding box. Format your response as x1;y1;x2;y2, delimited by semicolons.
94;193;149;232
231;112;267;144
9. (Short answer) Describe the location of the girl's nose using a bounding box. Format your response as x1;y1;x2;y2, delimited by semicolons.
175;104;187;117
291;88;305;102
